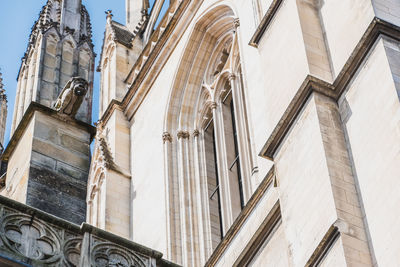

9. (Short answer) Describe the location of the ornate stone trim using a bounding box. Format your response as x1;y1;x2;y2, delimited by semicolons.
233;18;240;28
0;195;180;267
176;131;190;140
193;129;200;138
162;132;172;143
210;101;217;110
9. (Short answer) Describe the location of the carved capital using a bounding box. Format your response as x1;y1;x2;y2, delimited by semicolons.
233;18;240;28
228;73;236;81
193;129;200;137
162;132;172;143
210;101;217;110
177;131;190;139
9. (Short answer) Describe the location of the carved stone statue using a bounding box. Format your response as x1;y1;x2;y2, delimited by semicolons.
54;77;88;118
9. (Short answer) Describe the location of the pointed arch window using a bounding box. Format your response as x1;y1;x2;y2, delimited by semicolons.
199;32;251;247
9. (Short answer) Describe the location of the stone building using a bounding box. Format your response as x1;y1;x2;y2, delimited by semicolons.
0;0;400;266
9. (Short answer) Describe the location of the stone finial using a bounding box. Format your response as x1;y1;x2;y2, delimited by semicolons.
177;131;190;140
54;77;88;118
105;10;113;23
162;132;172;143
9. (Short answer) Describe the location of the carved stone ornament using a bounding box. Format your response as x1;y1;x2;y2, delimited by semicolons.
0;214;62;264
54;77;89;118
91;242;148;267
177;131;190;140
63;238;83;267
162;132;172;143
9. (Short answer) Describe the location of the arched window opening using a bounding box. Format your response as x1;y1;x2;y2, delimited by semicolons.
164;5;254;263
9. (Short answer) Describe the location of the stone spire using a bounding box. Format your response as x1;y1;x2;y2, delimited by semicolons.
0;70;7;150
1;0;95;225
10;0;95;135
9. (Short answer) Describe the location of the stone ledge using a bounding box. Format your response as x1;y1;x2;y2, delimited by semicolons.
205;166;275;267
1;102;96;161
0;194;179;267
260;18;400;160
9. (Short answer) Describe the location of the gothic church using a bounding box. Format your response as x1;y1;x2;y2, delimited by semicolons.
0;0;399;266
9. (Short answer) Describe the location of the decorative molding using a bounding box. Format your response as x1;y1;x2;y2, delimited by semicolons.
249;0;283;47
0;195;179;267
193;129;200;138
162;132;172;143
205;166;275;267
260;18;400;160
233;18;240;28
210;101;217;110
177;131;190;140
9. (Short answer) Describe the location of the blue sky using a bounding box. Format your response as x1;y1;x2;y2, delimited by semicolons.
0;0;130;145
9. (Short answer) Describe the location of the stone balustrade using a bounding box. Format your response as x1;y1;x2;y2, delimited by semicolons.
0;195;179;267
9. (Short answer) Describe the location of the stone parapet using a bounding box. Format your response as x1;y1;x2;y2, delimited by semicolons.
0;194;179;267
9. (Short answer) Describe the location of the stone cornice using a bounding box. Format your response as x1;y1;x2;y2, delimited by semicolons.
205;166;275;267
249;0;283;48
260;18;400;160
97;99;123;127
260;75;334;160
1;102;96;161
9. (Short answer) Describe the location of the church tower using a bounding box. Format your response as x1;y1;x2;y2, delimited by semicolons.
10;0;94;135
1;0;95;224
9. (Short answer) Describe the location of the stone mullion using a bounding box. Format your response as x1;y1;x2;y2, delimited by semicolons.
314;92;374;266
228;73;253;202
211;103;234;231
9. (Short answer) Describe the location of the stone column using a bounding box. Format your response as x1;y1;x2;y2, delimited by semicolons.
314;92;374;266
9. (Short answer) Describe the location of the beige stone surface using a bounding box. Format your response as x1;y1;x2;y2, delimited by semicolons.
339;37;400;267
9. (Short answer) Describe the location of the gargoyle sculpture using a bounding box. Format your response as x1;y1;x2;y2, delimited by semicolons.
54;77;88;118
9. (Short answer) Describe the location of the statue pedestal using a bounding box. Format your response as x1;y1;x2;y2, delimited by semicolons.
1;102;95;224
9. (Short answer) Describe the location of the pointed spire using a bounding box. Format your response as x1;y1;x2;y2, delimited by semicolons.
0;69;6;99
106;10;113;24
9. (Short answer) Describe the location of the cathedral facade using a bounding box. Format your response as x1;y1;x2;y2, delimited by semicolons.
0;0;400;266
